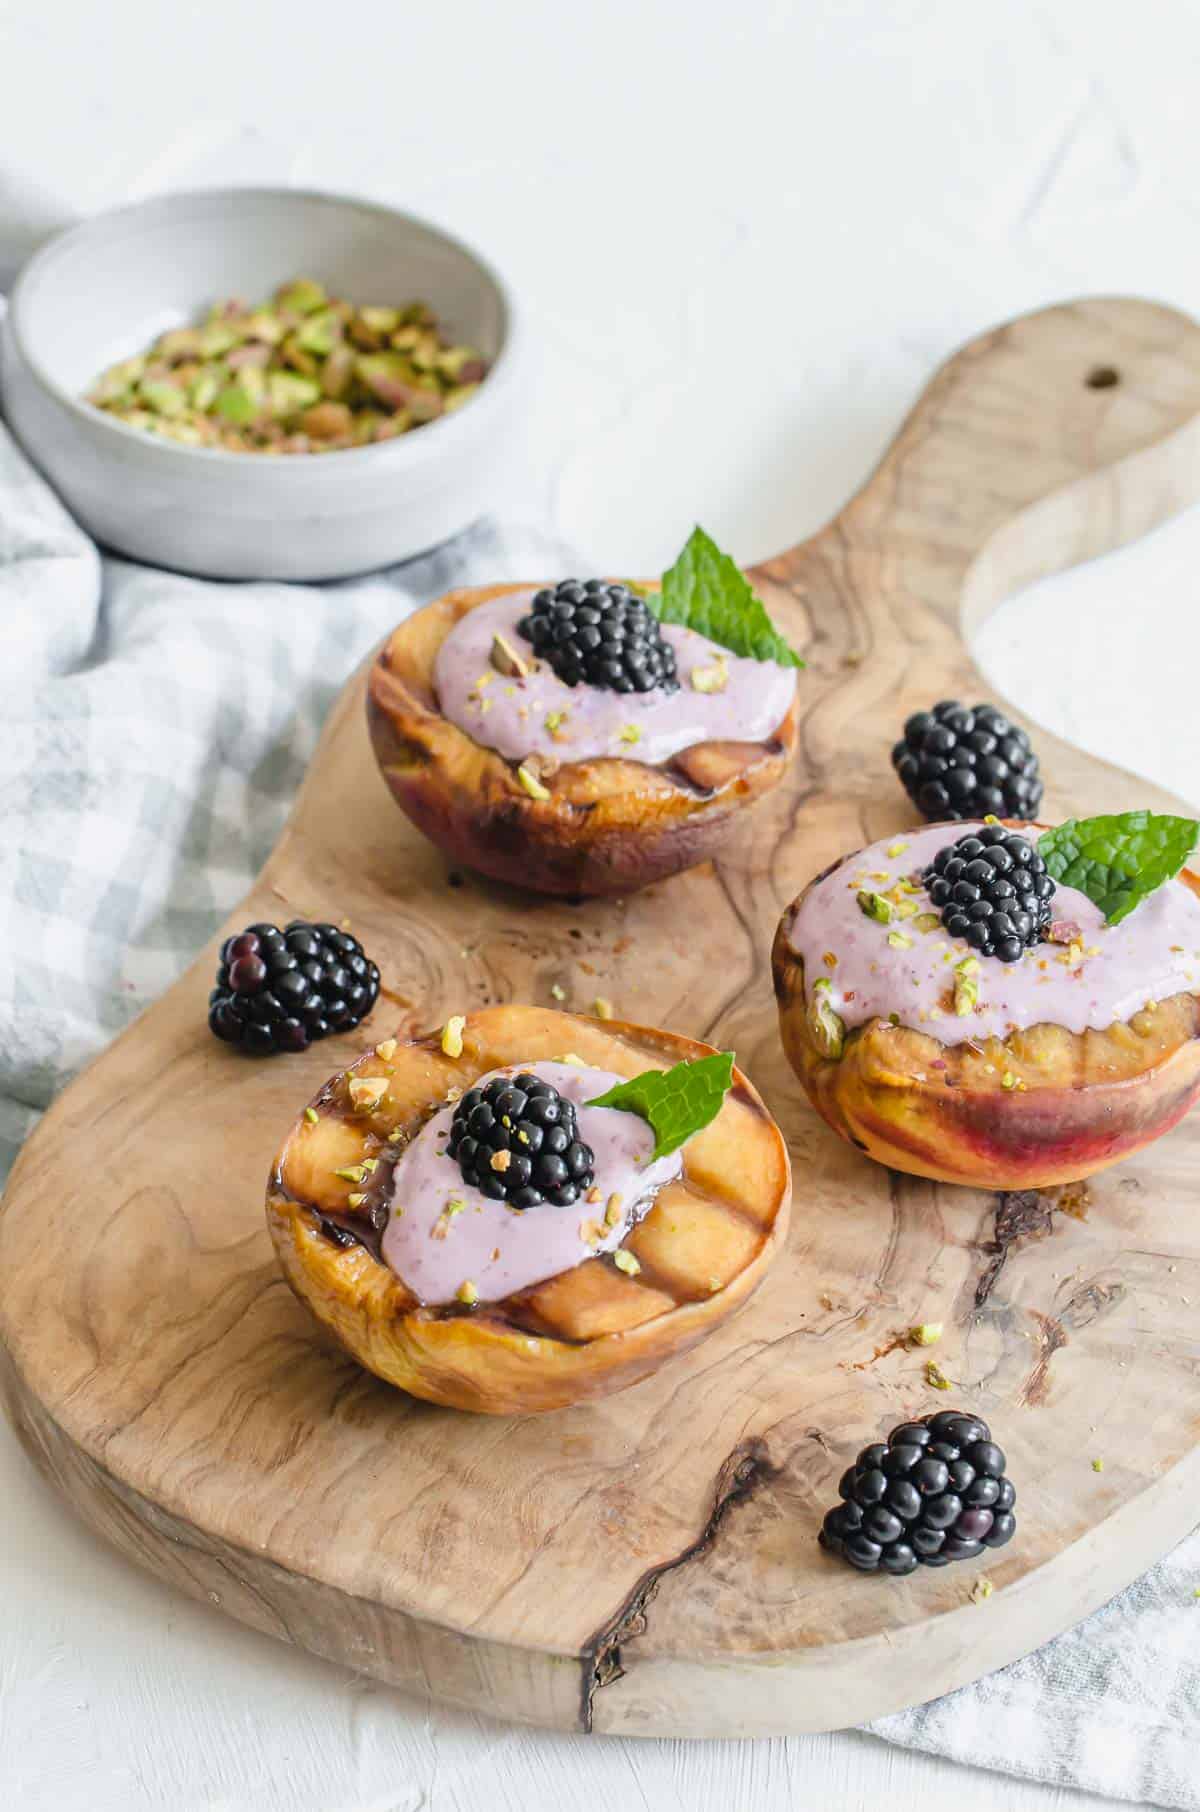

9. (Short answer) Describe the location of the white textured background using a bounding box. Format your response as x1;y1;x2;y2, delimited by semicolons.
2;1;1200;1807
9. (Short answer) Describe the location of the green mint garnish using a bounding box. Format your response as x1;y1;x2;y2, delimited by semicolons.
585;1050;735;1159
644;525;803;667
1038;811;1200;926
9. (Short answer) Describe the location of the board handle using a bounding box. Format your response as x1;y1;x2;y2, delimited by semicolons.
757;297;1200;623
748;297;1200;819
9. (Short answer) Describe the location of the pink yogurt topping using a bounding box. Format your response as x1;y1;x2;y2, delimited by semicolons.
380;1060;682;1305
433;592;796;766
788;821;1200;1046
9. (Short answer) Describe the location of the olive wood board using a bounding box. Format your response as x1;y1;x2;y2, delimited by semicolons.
4;298;1200;1740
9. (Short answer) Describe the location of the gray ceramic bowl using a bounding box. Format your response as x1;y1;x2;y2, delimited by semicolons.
0;188;524;581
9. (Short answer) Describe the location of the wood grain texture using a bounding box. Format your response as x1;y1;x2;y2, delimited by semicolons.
4;298;1200;1738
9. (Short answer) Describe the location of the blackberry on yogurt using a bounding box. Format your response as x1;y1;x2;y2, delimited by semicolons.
925;825;1056;963
208;921;380;1056
447;1071;596;1210
893;700;1044;822
820;1410;1016;1575
518;580;679;695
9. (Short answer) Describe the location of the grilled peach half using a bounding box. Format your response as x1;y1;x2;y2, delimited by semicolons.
366;583;798;897
772;879;1200;1190
267;1004;790;1413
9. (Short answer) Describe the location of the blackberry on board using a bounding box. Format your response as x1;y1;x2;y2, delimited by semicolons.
518;580;679;695
892;700;1044;822
925;825;1056;963
447;1072;596;1210
820;1410;1016;1575
208;921;380;1056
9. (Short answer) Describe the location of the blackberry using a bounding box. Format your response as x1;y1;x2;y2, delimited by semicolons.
446;1072;595;1210
892;700;1043;822
208;921;380;1056
820;1410;1016;1575
518;579;679;695
925;825;1055;963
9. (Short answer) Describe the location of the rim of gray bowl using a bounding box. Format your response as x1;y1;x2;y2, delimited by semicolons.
5;185;523;476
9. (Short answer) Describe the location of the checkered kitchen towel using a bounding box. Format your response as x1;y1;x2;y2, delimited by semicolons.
5;418;1200;1812
0;418;574;1182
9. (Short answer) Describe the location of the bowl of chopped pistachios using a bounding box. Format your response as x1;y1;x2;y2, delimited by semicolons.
0;187;523;580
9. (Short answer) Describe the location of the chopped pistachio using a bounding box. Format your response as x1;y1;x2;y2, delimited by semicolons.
886;841;909;858
549;982;566;1002
544;709;568;739
276;277;327;315
376;1038;397;1063
491;632;530;679
954;956;980;1018
690;661;728;694
304;1106;319;1124
87;279;487;453
585;1186;602;1204
887;930;913;950
441;1015;466;1058
517;763;551;801
456;1279;479;1306
605;1192;624;1228
362;1158;379;1174
613;1249;641;1276
432;1198;466;1240
593;996;614;1020
334;1164;368;1184
490;1149;512;1173
925;1360;951;1390
347;1192;366;1208
970;1577;995;1605
857;889;893;925
1092;1457;1104;1472
580;1219;604;1247
913;912;941;934
1001;1070;1019;1090
618;724;642;745
139;380;189;419
348;1076;388;1111
559;1052;587;1066
808;977;845;1060
909;1322;943;1347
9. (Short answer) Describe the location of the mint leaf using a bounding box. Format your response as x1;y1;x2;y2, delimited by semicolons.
1039;811;1200;926
585;1050;735;1159
646;525;803;667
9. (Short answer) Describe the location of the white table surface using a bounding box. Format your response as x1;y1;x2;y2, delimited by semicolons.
3;0;1200;1806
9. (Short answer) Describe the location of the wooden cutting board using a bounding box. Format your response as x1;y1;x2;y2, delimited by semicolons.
4;298;1200;1739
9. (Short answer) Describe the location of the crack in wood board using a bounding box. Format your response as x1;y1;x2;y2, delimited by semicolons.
580;1437;776;1731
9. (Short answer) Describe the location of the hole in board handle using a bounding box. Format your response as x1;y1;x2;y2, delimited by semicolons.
1086;366;1120;390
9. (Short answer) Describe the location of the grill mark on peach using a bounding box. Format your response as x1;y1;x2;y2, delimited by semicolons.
601;1245;712;1306
670;1172;774;1234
